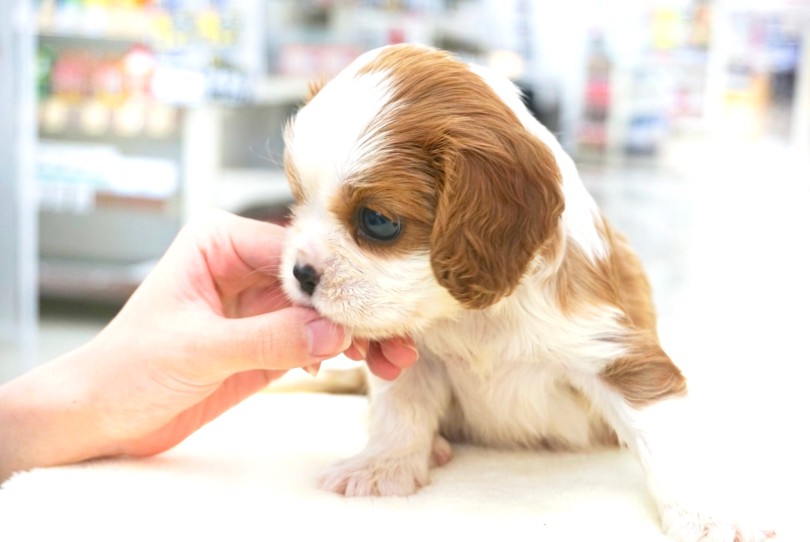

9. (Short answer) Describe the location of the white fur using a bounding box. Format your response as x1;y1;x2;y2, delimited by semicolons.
282;45;771;542
282;205;460;338
285;70;392;201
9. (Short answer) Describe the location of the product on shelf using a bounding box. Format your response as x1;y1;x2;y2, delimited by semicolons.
578;31;612;153
37;0;252;110
37;140;179;213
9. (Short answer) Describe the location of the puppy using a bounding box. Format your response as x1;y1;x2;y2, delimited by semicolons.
280;44;770;542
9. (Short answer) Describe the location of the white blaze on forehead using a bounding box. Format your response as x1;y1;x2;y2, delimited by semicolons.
286;51;394;200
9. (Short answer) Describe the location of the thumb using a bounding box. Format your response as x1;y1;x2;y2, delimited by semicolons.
209;306;351;374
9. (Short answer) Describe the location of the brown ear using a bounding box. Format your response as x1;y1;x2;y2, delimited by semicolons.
430;130;564;309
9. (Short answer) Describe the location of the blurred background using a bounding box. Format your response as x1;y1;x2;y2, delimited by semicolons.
1;0;809;384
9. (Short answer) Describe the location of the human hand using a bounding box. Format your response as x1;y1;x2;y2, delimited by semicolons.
89;211;418;456
345;336;419;381
0;211;418;480
88;210;354;457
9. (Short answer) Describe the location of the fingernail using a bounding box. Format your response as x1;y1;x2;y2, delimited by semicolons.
304;362;321;377
307;318;347;358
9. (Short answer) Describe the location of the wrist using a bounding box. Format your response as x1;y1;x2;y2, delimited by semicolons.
0;343;114;482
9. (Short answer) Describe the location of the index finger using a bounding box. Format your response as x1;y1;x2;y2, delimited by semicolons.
183;211;288;302
203;210;288;273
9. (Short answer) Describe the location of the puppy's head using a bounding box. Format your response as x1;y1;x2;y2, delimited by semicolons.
281;45;563;339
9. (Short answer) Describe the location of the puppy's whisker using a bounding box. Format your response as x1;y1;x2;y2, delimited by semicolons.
246;141;284;169
264;138;284;168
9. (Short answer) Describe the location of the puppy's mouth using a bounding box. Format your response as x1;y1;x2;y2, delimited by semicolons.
290;287;416;341
308;299;406;341
280;285;388;341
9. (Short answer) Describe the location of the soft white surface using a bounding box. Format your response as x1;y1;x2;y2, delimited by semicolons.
2;139;807;541
1;393;671;541
0;387;800;541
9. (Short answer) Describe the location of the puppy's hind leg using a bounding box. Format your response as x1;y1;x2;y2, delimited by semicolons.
571;334;774;542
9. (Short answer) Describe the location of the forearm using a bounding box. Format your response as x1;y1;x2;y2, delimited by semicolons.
0;344;115;483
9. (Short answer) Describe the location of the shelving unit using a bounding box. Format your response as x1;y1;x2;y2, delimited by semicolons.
34;0;297;302
574;1;715;162
705;1;808;141
575;0;810;163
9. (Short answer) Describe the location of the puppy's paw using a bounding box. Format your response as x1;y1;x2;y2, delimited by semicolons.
320;452;430;497
430;434;454;467
662;504;776;542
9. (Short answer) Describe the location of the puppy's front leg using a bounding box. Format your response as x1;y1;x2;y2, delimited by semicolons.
321;356;451;497
575;335;773;542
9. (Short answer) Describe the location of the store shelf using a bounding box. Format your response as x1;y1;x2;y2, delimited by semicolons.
214;168;293;215
252;76;310;106
38;99;181;140
36;1;243;51
39;257;155;303
38;205;180;303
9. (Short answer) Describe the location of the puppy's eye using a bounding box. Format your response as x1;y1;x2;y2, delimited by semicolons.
358;207;402;242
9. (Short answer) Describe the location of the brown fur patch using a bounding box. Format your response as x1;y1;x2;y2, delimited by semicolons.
601;336;687;407
554;218;658;337
552;217;682;406
349;44;564;308
553;240;616;317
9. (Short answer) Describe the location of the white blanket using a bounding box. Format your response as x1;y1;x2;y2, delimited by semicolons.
1;381;799;542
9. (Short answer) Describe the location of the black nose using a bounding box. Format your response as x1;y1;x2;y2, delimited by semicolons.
293;264;320;296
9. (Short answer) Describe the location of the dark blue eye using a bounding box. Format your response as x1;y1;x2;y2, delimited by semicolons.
358;207;402;242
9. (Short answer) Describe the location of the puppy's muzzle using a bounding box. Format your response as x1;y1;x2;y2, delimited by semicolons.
293;263;320;296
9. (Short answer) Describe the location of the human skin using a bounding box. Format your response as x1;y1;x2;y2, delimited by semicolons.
0;211;417;482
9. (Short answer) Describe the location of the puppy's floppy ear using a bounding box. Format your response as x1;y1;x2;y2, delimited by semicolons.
431;128;564;309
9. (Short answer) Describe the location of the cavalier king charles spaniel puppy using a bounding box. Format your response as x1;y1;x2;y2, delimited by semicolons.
280;44;771;542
